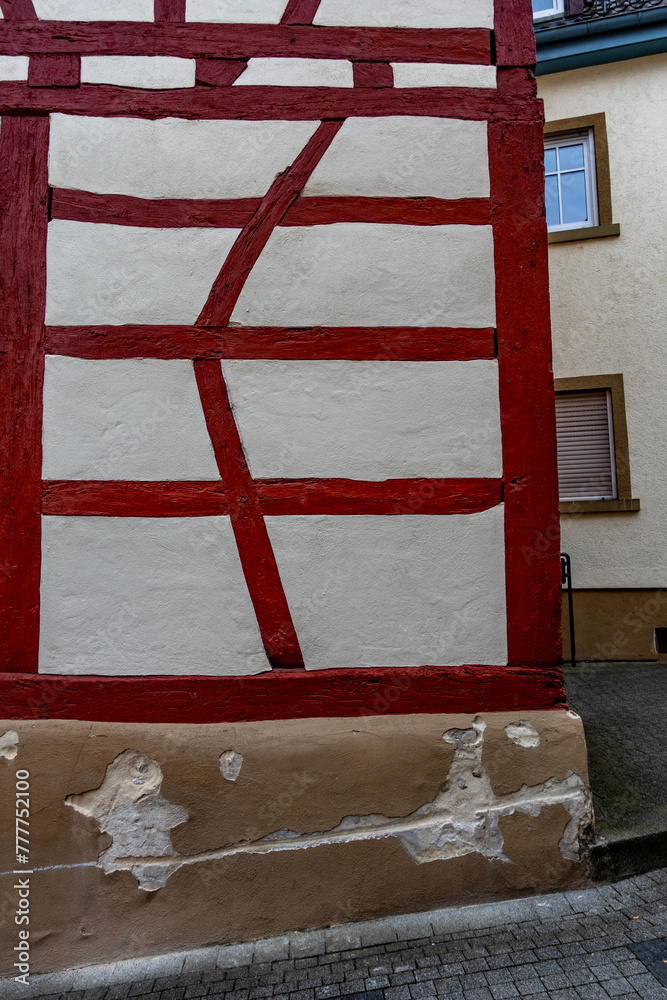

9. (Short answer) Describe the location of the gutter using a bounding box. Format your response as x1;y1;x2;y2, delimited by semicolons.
535;5;667;74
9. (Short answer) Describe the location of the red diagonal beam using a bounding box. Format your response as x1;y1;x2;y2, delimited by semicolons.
194;361;304;669
154;0;186;21
281;0;322;24
0;0;36;18
197;119;343;326
0;115;49;673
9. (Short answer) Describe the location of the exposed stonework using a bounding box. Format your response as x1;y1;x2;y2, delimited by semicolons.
505;720;541;748
219;750;244;781
0;729;18;760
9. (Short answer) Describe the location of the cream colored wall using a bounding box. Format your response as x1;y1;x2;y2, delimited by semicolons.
538;54;667;589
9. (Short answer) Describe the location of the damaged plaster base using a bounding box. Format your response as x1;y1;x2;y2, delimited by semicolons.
0;712;591;979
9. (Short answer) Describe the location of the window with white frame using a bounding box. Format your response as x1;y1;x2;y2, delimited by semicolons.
532;0;564;20
555;390;617;501
544;130;598;232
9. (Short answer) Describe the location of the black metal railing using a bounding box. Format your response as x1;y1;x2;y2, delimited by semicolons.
561;552;576;669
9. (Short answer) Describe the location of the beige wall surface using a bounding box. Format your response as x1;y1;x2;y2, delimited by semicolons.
538;54;667;589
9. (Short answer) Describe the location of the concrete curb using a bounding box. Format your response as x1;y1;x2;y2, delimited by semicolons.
0;881;619;999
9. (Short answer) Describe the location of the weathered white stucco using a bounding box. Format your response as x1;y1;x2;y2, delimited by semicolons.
42;357;219;481
34;0;154;18
313;0;494;29
39;517;268;676
303;117;489;199
48;116;319;199
230;224;496;327
234;58;354;88
80;57;196;90
266;509;507;669
391;63;497;89
224;359;502;479
45;221;240;325
186;0;287;22
539;54;667;587
0;56;29;81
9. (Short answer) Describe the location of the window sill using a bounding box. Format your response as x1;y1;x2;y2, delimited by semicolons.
548;222;620;244
560;498;640;514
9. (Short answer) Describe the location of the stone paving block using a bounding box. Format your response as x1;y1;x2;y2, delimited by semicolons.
217;945;255;970
253;941;291;965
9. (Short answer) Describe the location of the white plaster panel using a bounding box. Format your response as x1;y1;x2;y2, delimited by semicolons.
303;117;490;199
224;360;502;479
0;56;29;81
234;58;353;88
81;57;196;90
43;357;220;481
231;224;496;328
392;63;497;90
34;0;154;19
265;509;507;668
313;0;494;28
45;221;240;325
39;517;268;675
48;116;319;199
186;0;287;22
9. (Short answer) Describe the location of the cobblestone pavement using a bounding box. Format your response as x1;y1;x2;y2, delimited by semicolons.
24;869;667;1000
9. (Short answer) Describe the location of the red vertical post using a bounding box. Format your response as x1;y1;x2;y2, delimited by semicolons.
0;115;50;672
489;111;562;668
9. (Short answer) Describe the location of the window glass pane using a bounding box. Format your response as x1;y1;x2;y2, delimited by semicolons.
560;170;588;224
545;174;560;227
532;0;555;11
558;143;585;171
544;148;557;173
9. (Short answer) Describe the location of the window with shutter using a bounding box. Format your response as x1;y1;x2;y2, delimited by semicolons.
555;390;617;501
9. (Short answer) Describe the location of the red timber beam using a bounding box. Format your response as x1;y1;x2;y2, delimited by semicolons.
0;0;36;18
0;665;568;723
281;0;322;25
0;23;491;63
44;325;496;361
0;115;49;673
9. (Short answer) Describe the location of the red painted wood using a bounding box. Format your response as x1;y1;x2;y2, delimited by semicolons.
281;0;321;25
28;53;80;87
195;58;248;87
496;66;537;99
0;84;541;123
41;478;502;518
488;119;562;668
353;62;394;88
44;325;496;361
198;119;343;326
194;360;304;669
0;24;491;64
0;0;36;18
154;0;186;20
0;116;49;673
0;666;568;722
494;0;537;68
50;189;491;229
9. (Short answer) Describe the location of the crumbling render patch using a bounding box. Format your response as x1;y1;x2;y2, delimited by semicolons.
65;749;188;891
505;720;541;748
0;730;19;760
219;750;244;781
103;719;594;890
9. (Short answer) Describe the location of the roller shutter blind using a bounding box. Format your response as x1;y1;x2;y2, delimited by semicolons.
555;390;617;500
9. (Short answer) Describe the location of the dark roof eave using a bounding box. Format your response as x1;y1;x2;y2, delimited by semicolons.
535;5;667;73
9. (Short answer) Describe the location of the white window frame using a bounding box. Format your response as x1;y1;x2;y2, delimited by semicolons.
544;128;599;232
557;389;618;502
533;0;564;21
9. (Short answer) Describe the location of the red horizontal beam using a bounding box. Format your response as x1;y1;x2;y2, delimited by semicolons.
0;23;491;63
0;83;540;122
51;189;492;228
0;665;567;722
41;478;502;517
44;325;496;361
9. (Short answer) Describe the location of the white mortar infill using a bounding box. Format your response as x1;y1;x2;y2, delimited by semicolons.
42;357;220;481
39;517;269;676
314;0;494;28
0;56;29;81
392;64;497;89
48;117;319;199
34;0;154;19
186;0;287;23
265;509;507;668
224;359;502;480
81;57;196;90
303;117;489;199
45;221;240;325
231;224;496;328
234;58;354;88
